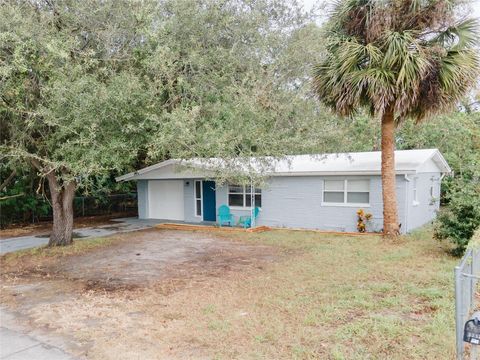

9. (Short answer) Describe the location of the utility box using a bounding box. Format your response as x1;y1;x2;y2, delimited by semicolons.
464;312;480;345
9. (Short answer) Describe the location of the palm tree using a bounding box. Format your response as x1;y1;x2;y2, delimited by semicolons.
313;0;479;236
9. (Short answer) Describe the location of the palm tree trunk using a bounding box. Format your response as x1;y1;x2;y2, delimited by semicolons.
381;104;400;236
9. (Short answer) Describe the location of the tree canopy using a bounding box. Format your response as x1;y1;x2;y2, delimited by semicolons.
313;0;479;121
0;0;334;243
1;1;155;186
0;0;332;188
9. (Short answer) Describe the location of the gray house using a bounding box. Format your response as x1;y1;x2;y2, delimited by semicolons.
116;149;451;233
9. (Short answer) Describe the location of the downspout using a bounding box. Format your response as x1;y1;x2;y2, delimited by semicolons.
403;174;411;234
250;177;255;228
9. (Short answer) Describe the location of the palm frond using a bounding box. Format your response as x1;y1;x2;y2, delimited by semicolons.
431;18;480;50
439;49;479;95
313;0;479;122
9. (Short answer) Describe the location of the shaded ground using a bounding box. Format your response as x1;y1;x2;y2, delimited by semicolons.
0;214;134;239
0;218;162;254
0;227;458;359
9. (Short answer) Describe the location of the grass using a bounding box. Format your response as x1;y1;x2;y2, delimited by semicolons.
197;227;458;359
0;227;459;359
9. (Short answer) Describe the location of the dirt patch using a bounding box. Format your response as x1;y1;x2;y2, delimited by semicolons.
34;231;89;239
0;229;279;359
12;229;276;292
1;228;278;296
96;225;127;231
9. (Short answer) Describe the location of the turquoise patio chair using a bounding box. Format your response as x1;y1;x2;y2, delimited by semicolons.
238;207;260;229
217;204;235;227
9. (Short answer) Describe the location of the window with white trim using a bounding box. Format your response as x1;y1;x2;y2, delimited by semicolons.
194;180;202;217
323;179;370;205
228;185;262;208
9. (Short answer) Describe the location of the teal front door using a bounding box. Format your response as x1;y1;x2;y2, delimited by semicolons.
202;181;216;221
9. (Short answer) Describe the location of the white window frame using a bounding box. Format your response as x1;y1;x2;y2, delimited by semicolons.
321;179;370;207
228;184;261;209
412;177;419;206
194;180;203;217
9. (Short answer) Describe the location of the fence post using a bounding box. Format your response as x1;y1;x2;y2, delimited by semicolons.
455;265;464;360
471;253;475;307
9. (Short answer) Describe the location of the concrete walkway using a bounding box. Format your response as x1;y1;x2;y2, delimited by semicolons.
0;327;75;360
0;218;162;255
0;308;78;360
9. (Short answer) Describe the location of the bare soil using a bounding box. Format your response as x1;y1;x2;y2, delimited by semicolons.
0;229;279;359
1;229;276;290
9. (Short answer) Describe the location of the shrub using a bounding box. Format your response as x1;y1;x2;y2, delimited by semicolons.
356;209;372;233
434;180;480;256
468;229;480;250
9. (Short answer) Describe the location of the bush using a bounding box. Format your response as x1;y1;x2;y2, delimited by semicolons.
468;229;480;250
434;180;480;256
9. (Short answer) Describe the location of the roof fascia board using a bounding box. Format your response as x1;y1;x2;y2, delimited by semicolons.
118;169;417;181
116;159;181;182
265;170;416;176
419;150;452;174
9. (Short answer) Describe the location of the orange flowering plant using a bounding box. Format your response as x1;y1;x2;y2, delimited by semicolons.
356;209;373;233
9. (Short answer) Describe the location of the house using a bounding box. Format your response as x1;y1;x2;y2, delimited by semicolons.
116;149;451;233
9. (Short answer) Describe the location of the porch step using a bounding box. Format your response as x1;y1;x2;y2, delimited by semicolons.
155;223;270;233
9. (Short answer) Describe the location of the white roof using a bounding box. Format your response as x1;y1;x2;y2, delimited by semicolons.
116;149;451;181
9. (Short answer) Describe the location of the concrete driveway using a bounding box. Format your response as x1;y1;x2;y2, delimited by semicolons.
0;308;77;360
0;327;75;360
0;218;162;255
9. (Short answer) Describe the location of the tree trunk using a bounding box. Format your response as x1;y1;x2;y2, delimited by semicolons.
381;104;400;236
0;169;16;192
47;177;76;247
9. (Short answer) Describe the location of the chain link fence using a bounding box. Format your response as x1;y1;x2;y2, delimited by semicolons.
72;193;137;218
455;247;480;359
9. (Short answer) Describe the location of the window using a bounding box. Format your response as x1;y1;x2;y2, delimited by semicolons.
228;185;262;208
323;179;370;205
412;177;418;205
323;180;344;203
194;180;202;217
347;180;370;204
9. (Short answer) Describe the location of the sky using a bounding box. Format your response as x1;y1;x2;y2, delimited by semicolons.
301;0;480;20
